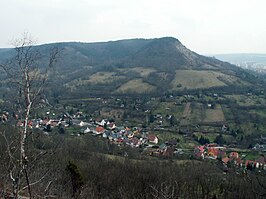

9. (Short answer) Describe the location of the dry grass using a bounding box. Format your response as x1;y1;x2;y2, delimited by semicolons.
171;70;238;90
87;72;125;84
116;79;155;94
118;67;156;77
64;72;125;90
203;104;225;123
180;103;192;126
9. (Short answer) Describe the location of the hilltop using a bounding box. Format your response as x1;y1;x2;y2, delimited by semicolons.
0;37;261;98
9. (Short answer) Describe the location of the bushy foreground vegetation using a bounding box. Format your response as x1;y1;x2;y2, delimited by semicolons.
0;126;265;199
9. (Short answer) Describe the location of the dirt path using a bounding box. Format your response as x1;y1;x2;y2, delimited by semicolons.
182;102;191;118
180;102;191;126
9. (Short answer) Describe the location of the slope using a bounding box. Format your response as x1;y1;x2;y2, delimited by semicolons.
0;37;260;97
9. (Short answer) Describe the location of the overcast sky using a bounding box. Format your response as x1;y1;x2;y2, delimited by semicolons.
0;0;265;54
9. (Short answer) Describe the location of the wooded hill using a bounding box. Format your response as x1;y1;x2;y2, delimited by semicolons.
0;37;263;98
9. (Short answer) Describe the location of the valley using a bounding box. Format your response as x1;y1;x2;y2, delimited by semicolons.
0;37;265;198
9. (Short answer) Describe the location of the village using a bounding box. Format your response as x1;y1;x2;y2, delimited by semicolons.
2;104;265;174
194;143;266;172
14;110;184;158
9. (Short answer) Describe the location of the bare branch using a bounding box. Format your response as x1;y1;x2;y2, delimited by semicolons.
0;131;17;183
44;178;56;194
1;33;60;198
21;170;49;191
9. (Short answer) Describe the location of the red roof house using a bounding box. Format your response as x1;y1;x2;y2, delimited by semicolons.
208;147;219;159
230;152;239;159
95;126;105;134
147;134;159;144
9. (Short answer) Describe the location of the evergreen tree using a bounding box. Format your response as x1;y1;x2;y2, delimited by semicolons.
214;134;226;145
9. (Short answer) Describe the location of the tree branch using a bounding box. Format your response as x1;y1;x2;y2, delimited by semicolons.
21;170;49;191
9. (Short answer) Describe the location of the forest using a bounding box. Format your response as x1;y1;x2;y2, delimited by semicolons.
0;125;266;199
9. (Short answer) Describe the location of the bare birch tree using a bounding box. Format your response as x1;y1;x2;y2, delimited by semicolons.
0;33;60;198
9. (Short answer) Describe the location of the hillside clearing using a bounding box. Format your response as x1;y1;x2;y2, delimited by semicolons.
119;67;156;77
115;79;155;94
87;72;125;84
203;104;225;123
64;72;125;91
171;70;238;90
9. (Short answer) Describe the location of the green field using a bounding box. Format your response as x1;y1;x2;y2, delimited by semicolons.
225;94;265;106
154;102;185;119
221;105;235;122
249;109;266;119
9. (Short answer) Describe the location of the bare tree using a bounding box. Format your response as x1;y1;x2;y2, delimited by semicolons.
0;33;60;198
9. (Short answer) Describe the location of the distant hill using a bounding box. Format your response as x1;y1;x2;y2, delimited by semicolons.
0;37;261;98
0;48;10;53
213;53;266;64
212;54;266;73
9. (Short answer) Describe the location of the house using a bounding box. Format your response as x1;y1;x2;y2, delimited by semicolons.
1;113;8;122
79;121;90;127
17;120;35;128
147;134;159;144
194;146;205;159
235;157;243;167
99;119;107;126
125;127;131;131
83;127;91;134
206;143;218;148
222;157;230;164
221;124;228;132
127;132;134;138
217;149;227;159
39;118;47;126
28;120;33;128
207;147;219;159
95;126;105;134
245;160;259;170
48;120;60;128
230;152;239;159
133;129;141;136
130;137;141;147
109;133;118;141
117;137;124;144
102;131;111;138
253;143;265;151
17;121;24;127
256;155;266;169
107;122;116;130
75;111;83;118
